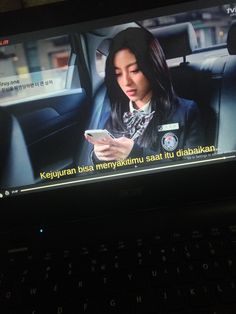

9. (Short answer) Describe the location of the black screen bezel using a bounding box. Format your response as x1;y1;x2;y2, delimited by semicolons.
0;0;236;231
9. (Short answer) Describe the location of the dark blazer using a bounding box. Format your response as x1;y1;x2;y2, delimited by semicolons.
92;96;206;165
128;96;205;159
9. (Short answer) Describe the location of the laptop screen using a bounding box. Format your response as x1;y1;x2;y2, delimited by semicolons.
0;0;236;201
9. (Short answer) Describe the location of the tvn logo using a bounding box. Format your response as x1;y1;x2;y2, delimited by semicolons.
226;7;236;16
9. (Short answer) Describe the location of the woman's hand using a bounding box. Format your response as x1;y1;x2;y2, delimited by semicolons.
85;134;134;161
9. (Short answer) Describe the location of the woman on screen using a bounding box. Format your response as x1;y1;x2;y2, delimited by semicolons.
85;27;205;161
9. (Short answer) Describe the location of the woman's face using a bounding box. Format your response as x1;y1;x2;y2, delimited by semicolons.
113;48;152;109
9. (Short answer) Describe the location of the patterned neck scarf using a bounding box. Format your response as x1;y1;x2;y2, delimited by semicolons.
123;109;155;141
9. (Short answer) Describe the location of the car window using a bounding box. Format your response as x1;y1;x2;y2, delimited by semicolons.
95;4;233;78
140;5;232;49
0;35;74;106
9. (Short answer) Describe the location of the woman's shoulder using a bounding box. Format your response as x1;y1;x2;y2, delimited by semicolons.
169;96;199;121
176;96;197;109
174;96;199;115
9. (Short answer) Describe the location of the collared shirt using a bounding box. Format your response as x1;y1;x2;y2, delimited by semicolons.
129;100;152;114
124;100;154;140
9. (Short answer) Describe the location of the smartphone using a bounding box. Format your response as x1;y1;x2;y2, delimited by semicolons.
84;129;114;141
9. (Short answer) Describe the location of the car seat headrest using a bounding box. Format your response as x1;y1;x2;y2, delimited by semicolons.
151;22;198;59
227;20;236;55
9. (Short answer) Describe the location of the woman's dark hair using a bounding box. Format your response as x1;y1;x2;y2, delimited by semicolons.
105;27;176;148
